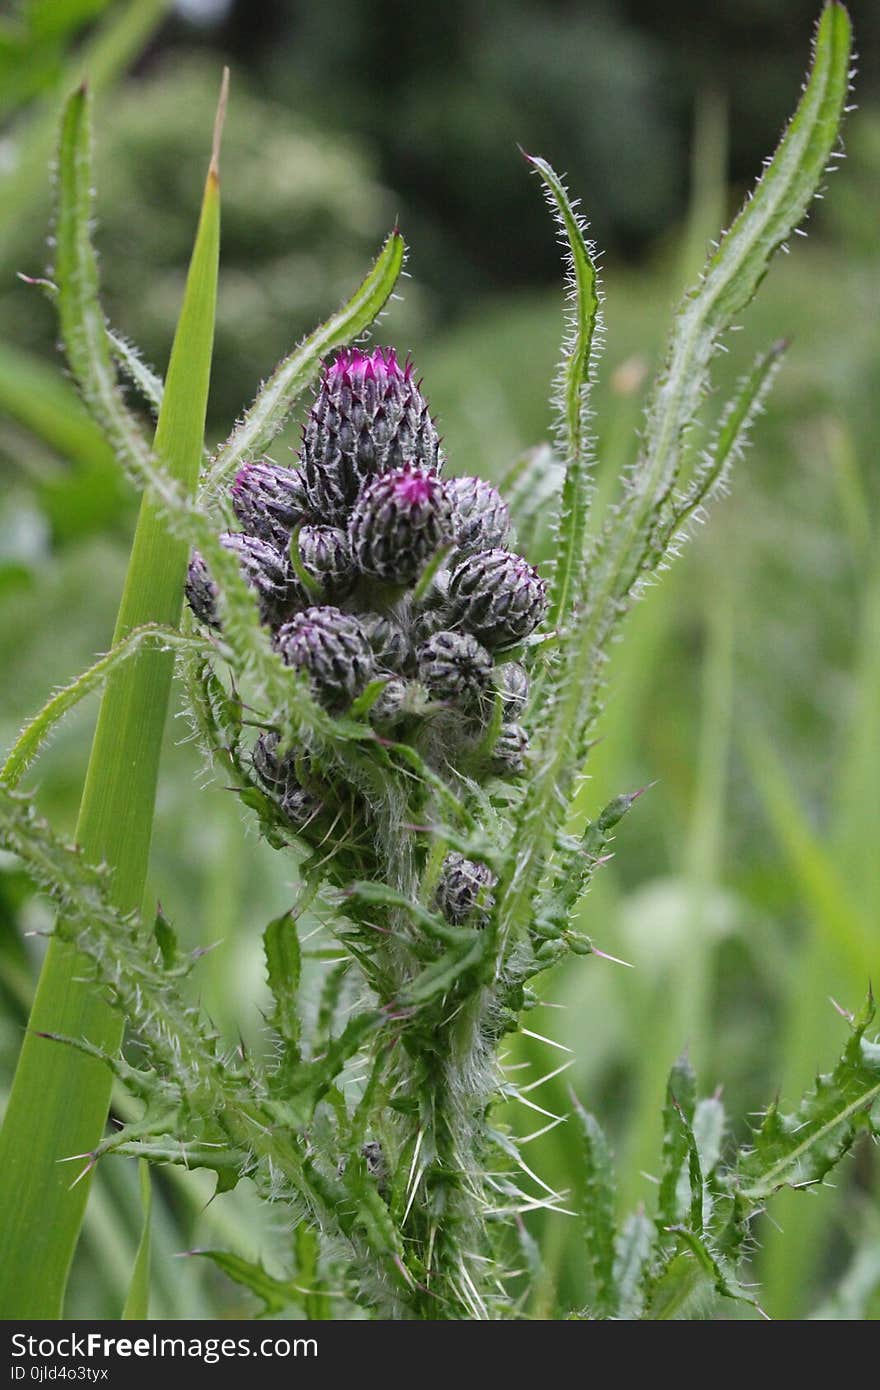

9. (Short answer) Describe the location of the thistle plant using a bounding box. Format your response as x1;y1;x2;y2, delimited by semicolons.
1;3;878;1321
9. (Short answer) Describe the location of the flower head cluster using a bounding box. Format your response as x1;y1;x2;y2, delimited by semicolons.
186;346;547;921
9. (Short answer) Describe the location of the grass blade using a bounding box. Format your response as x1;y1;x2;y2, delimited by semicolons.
121;1161;152;1319
0;80;222;1317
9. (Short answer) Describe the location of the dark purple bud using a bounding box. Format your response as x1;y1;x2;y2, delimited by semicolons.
185;535;297;629
220;532;297;626
446;549;547;649
301;347;443;523
448;475;511;554
495;660;530;719
416;629;493;709
185;550;220;627
491;722;529;776
360;612;410;672
297;524;356;596
231;461;309;547
434;852;496;926
349;466;455;584
275;605;374;709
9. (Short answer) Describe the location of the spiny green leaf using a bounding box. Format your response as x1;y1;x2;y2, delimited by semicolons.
613;1208;654;1320
572;1097;618;1319
396;932;485;1008
189;1249;302;1318
657;1228;766;1320
657;1053;697;1229
53;85;152;485
152;904;178;971
343;880;469;947
613;2;851;592
494;6;852;957
537;786;644;935
527;155;601;630
2;623;204;788
733;997;880;1204
692;1095;726;1177
647;340;788;577
107;330;165;416
285;1012;382;1126
264;911;301;1051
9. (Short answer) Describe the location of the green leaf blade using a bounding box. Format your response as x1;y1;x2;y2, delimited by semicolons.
734;998;880;1205
264;911;302;1053
0;88;221;1317
121;1160;152;1319
572;1098;618;1319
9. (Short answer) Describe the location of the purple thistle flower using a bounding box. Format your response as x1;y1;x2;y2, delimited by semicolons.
349;465;455;584
220;532;299;626
301;347;443;523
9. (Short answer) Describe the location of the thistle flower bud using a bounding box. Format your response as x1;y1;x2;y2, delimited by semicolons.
360;612;410;672
231;461;309;547
448;475;511;554
302;347;443;523
434;852;497;925
220;532;298;626
370;676;411;726
185;534;296;629
416;629;493;708
446;549;547;649
185;550;220;628
349;465;455;584
297;524;356;596
252;730;287;789
491;722;529;776
281;783;323;829
495;660;530;719
362;1140;388;1190
275;605;374;709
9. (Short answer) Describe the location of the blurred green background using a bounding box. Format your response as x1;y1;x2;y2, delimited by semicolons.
1;0;878;1319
